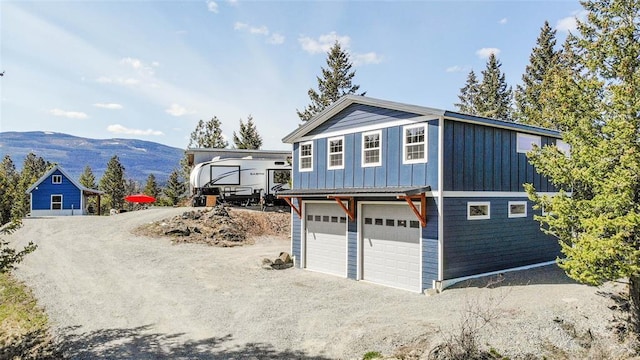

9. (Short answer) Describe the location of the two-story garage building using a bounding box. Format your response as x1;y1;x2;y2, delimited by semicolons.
278;95;565;293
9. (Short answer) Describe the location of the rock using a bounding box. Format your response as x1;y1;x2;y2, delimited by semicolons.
278;252;292;264
164;227;191;236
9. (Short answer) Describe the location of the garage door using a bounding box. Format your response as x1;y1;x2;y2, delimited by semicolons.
361;203;421;292
305;203;347;276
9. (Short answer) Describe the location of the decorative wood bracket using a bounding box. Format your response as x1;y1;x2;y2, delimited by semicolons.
397;192;427;227
328;196;355;221
281;197;302;218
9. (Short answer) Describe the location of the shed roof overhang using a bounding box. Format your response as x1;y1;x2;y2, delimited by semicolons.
278;186;431;227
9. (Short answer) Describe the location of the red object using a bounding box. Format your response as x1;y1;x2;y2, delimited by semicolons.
124;194;156;203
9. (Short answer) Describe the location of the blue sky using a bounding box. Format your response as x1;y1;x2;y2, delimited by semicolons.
1;0;585;151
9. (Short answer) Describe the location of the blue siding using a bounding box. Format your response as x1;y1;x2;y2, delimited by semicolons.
307;103;419;136
30;170;81;210
292;210;302;268
422;196;440;289
347;220;357;279
442;197;560;279
443;120;557;192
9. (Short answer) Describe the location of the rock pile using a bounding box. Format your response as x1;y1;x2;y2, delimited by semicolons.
262;252;293;270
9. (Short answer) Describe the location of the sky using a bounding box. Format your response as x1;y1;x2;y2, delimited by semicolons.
0;0;585;151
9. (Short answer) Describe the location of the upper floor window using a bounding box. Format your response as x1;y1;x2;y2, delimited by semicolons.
52;175;62;184
556;139;571;156
362;130;382;167
403;124;427;164
327;136;344;170
299;141;313;172
516;133;541;153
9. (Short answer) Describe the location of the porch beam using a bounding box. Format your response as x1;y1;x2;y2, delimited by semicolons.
397;193;427;227
281;197;302;218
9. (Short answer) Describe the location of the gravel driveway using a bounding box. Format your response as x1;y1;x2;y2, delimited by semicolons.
9;207;627;359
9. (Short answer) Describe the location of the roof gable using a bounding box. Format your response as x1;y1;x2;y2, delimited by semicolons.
25;165;102;194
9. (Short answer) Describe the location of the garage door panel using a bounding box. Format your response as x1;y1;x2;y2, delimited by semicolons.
305;203;347;277
362;204;421;292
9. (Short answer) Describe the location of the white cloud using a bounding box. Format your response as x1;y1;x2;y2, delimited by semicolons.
234;22;248;30
165;103;194;117
120;57;156;75
352;52;382;66
49;108;88;119
476;47;501;59
93;103;123;110
299;31;351;54
107;124;164;136
96;76;139;86
446;65;467;73
207;0;219;13
267;33;285;45
556;11;588;32
499;18;507;25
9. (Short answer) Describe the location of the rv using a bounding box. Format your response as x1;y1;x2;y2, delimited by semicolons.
190;157;291;206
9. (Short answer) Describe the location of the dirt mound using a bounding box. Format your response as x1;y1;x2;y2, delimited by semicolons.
134;206;290;247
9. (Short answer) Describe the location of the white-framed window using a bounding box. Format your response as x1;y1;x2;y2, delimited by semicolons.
556;139;571;156
508;201;527;218
52;175;62;184
299;141;313;172
516;133;541;153
467;201;490;220
327;136;344;170
51;194;62;210
362;130;382;167
403;124;427;164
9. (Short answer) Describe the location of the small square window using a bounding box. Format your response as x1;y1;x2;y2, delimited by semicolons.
52;175;62;184
468;202;490;220
397;220;407;227
386;219;395;226
409;221;420;228
364;218;372;225
375;218;383;225
508;201;527;218
331;216;338;223
517;133;541;153
307;215;313;221
315;215;321;222
339;217;347;223
322;216;330;222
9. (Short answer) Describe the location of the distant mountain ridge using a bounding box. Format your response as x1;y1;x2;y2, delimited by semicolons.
0;131;184;183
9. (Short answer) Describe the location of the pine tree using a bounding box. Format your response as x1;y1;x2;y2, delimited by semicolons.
143;174;160;198
0;156;19;225
297;41;365;121
477;53;513;120
79;165;98;213
515;21;560;127
188;117;228;149
12;153;51;219
455;70;480;114
99;155;126;211
525;0;640;331
164;169;186;206
233;115;263;150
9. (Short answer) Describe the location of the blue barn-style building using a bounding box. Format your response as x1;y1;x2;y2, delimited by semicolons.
26;165;103;216
278;95;565;293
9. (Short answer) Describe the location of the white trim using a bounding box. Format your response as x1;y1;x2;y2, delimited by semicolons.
52;175;62;184
403;123;428;164
438;261;557;290
437;116;445;283
467;201;490;220
516;132;541;153
51;194;63;210
361;130;382;167
327;136;345;170
295;116;435;142
443;191;561;198
298;141;313;172
508;201;527;218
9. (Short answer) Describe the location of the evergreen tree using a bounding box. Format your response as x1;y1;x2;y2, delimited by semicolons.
99;155;126;211
515;21;560;127
525;0;640;331
455;70;480;114
476;53;512;120
188;117;228;149
0;156;19;225
164;169;186;206
12;153;51;219
143;174;160;198
79;165;98;213
233;115;263;150
297;41;365;121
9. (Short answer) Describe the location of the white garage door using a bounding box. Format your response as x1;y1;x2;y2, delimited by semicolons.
305;202;347;276
361;203;421;292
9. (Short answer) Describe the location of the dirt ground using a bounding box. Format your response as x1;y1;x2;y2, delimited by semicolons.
7;207;639;359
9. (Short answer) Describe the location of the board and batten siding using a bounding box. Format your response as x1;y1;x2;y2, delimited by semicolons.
442;197;560;280
422;196;440;289
293;121;439;190
292;211;302;267
31;170;81;210
442;120;556;192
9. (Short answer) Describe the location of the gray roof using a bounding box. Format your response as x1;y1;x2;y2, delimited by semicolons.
277;186;431;198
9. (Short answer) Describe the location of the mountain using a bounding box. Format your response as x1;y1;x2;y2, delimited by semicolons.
0;131;184;184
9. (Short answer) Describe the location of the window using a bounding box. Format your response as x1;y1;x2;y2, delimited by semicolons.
52;175;62;184
403;124;427;163
375;218;383;225
327;137;344;169
409;220;420;228
508;201;527;218
51;195;62;210
397;220;407;227
467;202;490;220
386;219;395;226
556;140;571;156
307;215;313;221
364;218;372;225
362;130;382;167
299;141;313;172
331;216;338;223
517;133;541;153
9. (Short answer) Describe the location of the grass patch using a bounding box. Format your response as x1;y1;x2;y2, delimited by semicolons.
0;272;61;359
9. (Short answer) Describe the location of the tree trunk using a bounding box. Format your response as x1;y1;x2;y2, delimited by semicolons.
630;274;640;337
